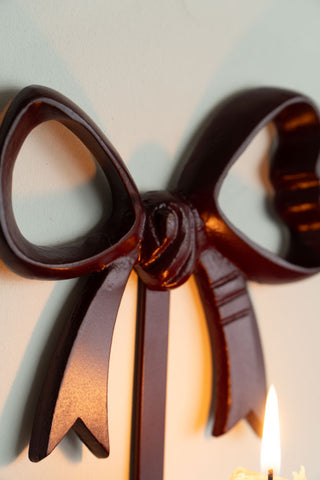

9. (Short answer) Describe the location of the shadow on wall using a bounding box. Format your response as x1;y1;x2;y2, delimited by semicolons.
0;277;85;466
127;142;173;194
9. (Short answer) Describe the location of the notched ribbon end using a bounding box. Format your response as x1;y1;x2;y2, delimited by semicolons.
28;416;110;462
72;417;109;458
211;398;265;439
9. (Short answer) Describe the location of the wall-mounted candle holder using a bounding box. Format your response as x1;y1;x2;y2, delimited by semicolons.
1;85;320;480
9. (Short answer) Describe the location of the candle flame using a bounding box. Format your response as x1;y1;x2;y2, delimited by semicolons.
260;385;281;476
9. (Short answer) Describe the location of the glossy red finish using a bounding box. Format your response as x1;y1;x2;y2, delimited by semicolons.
132;282;170;480
0;85;144;279
29;255;136;461
1;85;320;479
176;88;320;280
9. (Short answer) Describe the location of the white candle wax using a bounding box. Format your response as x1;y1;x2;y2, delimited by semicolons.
229;467;307;480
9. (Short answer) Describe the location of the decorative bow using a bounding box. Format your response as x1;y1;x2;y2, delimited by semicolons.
1;85;320;480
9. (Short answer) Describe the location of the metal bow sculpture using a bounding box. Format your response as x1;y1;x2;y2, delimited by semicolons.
1;86;320;480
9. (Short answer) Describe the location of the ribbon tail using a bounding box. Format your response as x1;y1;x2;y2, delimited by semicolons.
194;247;266;437
29;256;135;462
131;281;170;480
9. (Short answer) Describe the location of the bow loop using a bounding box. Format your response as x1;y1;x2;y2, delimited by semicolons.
176;88;320;282
270;101;320;266
0;85;145;280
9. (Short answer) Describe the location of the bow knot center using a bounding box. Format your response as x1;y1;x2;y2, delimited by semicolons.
136;191;197;290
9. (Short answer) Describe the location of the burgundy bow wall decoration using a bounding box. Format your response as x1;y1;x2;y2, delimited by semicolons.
1;85;320;480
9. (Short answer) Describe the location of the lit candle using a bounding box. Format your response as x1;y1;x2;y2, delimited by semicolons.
261;385;281;477
229;386;307;480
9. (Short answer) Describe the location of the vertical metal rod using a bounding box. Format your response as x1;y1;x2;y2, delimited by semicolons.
131;280;170;480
